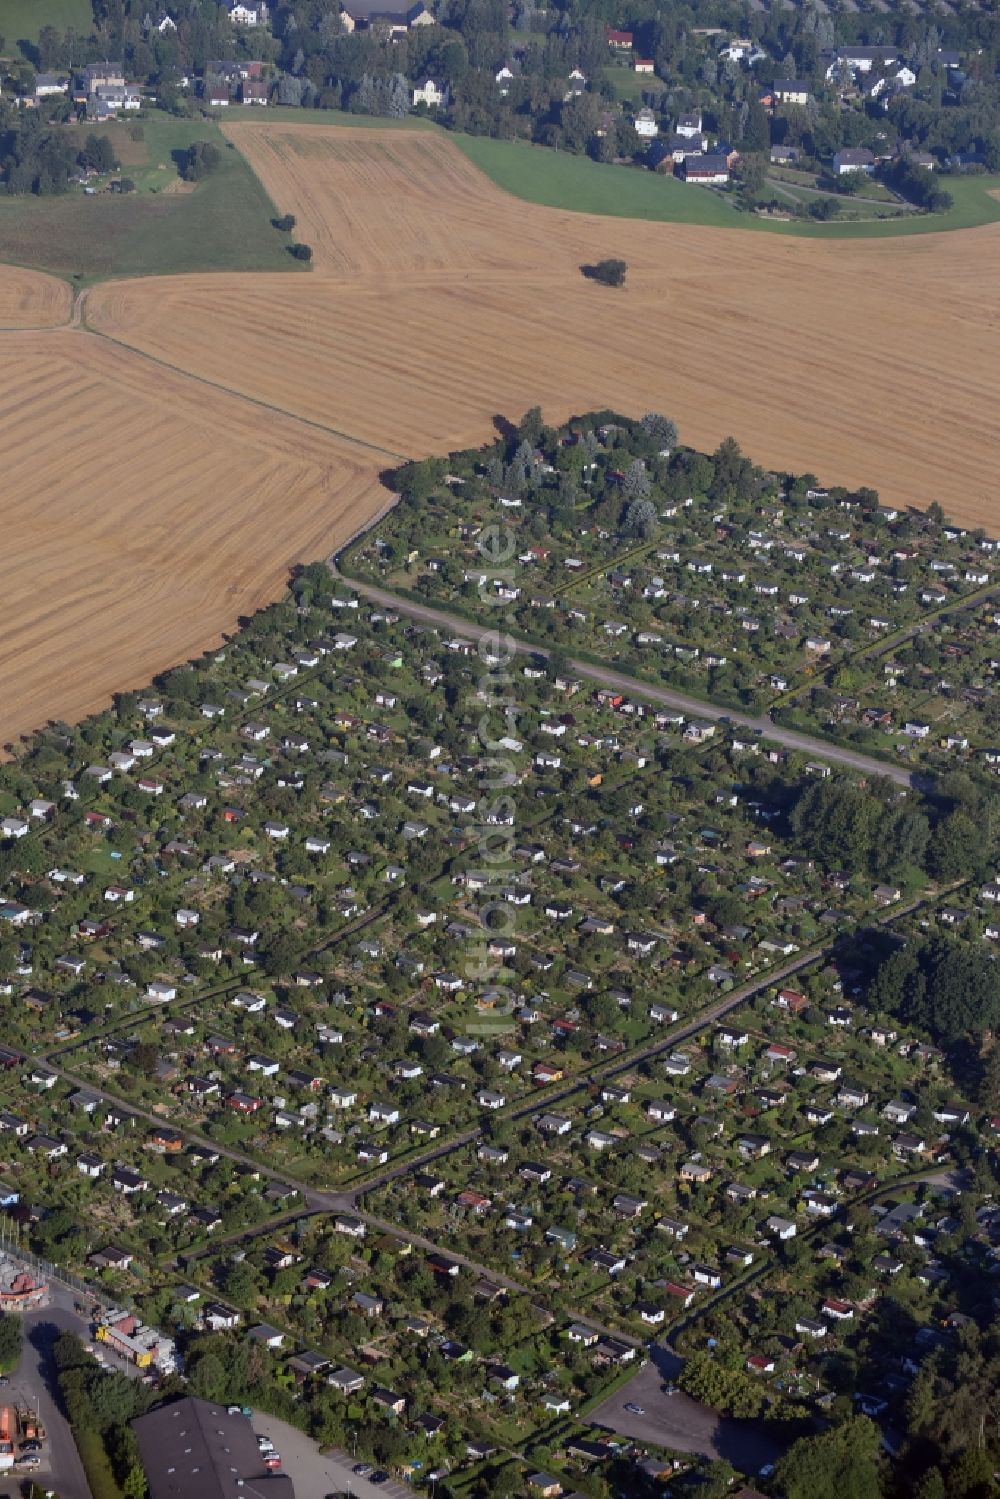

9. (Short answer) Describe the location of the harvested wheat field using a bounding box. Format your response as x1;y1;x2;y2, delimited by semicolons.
85;122;1000;529
0;265;72;327
0;329;383;745
6;121;1000;743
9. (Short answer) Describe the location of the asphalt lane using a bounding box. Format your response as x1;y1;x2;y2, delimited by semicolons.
332;573;914;787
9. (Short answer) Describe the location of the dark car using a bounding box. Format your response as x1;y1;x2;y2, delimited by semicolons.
371;1474;390;1486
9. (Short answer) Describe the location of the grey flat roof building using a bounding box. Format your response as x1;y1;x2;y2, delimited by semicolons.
132;1397;294;1499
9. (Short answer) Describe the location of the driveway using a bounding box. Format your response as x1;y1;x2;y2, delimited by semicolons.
251;1413;413;1499
588;1347;786;1474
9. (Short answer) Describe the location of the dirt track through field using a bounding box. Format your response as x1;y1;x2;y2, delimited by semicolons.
3;121;1000;744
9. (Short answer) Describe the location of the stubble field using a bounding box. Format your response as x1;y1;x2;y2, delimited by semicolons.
0;330;383;745
4;120;1000;744
86;123;1000;525
0;266;73;327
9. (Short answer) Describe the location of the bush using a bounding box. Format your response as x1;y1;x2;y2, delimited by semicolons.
272;213;296;231
588;257;627;287
289;243;313;261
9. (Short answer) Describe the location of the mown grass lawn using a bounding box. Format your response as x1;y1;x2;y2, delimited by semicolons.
452;132;1000;238
0;114;305;283
601;63;651;104
0;0;92;55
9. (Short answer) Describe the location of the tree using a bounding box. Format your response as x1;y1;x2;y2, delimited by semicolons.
387;73;409;119
182;142;221;181
742;96;770;152
978;1042;1000;1112
623;497;658;537
838;169;871;195
188;1350;229;1402
776;1417;885;1499
273;213;296;231
128;1041;159;1076
81;134;116;173
640;412;677;449
736;153;768;197
290;243;314;261
277;72;305;106
0;1313;21;1371
589;258;627;287
929;809;988;883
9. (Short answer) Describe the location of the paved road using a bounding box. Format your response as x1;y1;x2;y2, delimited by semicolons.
331;571;914;787
0;1299;96;1499
38;1059;356;1216
588;1349;785;1472
251;1413;412;1499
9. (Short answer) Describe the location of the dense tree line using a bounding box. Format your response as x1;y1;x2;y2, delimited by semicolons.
1;115;77;195
0;114;118;194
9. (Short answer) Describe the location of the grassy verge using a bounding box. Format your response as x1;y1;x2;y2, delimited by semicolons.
71;1425;126;1499
0;113;306;283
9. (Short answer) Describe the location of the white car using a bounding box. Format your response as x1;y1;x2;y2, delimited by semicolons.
257;1436;275;1454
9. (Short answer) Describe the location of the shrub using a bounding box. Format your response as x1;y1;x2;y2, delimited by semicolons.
590;257;627;287
290;243;313;261
273;213;296;231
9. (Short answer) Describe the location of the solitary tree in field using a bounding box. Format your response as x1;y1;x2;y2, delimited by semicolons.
590;257;627;287
182;141;221;181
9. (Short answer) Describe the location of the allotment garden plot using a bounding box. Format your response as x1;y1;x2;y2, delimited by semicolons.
344;416;998;712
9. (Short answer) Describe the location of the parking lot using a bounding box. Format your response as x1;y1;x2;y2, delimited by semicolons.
0;1376;52;1496
252;1414;415;1499
589;1346;786;1474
